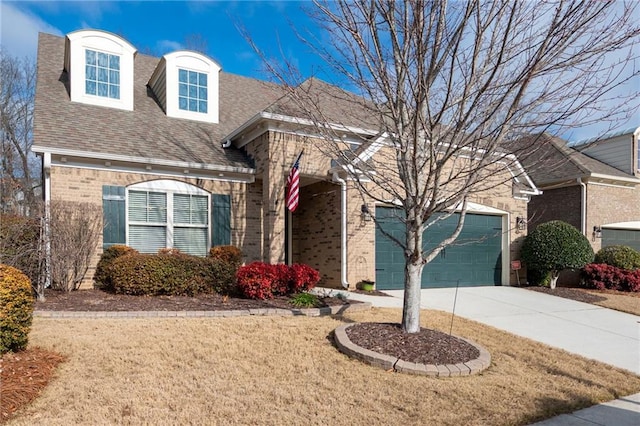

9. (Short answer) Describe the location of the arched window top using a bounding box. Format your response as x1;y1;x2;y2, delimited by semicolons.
65;29;136;111
128;179;209;195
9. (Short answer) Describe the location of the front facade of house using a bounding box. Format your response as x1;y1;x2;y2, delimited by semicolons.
522;132;640;253
33;30;537;290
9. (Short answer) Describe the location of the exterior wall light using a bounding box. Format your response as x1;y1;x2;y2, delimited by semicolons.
593;226;602;239
516;216;526;232
361;204;372;221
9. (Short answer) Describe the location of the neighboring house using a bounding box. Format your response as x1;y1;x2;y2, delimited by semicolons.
33;30;539;290
518;130;640;252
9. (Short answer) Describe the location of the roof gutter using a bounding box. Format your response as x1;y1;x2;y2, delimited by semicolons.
31;145;255;175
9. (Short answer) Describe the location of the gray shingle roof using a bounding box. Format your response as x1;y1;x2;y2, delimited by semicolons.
264;77;381;132
513;133;638;186
33;33;283;169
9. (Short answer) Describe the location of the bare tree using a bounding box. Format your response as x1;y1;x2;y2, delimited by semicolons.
251;0;639;332
0;50;40;215
48;201;102;292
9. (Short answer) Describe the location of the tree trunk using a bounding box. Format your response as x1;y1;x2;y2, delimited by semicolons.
402;260;423;333
402;220;424;333
550;270;559;289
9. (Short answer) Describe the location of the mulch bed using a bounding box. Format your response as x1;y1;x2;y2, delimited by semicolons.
35;289;356;312
346;322;480;365
349;289;393;297
524;286;608;303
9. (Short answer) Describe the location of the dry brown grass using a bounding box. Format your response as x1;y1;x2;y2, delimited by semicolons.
7;308;640;426
585;290;640;316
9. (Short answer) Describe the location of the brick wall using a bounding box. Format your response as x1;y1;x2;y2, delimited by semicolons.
49;166;256;288
586;183;640;252
528;185;582;231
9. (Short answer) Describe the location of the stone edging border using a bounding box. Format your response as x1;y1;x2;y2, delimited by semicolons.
334;323;491;377
33;301;372;319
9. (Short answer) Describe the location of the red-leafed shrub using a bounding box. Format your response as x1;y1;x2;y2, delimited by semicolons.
289;263;321;293
581;263;640;292
236;262;321;300
271;264;292;296
236;262;276;300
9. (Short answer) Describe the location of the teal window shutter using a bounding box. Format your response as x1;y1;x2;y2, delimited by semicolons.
212;194;231;246
102;185;126;248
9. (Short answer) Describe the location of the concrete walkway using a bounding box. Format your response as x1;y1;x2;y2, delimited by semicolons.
327;286;640;425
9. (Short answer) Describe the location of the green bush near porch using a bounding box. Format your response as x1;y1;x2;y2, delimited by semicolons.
107;251;236;296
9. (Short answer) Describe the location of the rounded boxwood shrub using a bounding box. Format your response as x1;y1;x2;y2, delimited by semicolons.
93;245;139;291
109;252;236;296
594;245;640;270
521;220;594;289
209;245;243;266
0;264;34;354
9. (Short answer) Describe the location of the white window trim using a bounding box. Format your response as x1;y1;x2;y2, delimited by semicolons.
164;51;220;123
66;29;136;111
126;180;210;253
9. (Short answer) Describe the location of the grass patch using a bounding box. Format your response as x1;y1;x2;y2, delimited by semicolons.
585;289;640;316
7;308;640;425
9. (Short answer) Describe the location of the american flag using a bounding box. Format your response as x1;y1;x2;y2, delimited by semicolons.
287;152;303;212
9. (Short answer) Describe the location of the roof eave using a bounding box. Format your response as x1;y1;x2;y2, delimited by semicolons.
31;145;255;176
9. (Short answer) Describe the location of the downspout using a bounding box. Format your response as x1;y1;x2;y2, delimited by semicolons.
332;172;349;289
577;178;586;235
43;153;52;290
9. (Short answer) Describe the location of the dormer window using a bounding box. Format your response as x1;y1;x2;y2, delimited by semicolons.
178;69;207;113
65;29;136;111
85;49;120;99
148;51;220;123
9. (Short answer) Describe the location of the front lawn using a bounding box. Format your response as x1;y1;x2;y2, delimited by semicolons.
6;308;640;425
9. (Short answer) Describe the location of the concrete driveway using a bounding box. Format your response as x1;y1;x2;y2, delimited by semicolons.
341;286;640;374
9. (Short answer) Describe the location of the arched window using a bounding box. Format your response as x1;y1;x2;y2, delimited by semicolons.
126;180;210;255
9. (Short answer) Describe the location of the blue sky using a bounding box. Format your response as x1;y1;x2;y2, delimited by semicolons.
1;1;322;80
1;1;638;141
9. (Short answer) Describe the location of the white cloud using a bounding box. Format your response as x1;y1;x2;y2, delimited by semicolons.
156;39;184;55
0;3;62;59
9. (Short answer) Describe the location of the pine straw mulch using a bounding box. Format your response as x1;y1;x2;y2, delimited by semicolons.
0;347;67;423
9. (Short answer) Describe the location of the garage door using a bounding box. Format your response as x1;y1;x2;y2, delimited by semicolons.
375;207;503;290
602;228;640;252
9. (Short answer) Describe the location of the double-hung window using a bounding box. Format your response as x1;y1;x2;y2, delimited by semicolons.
85;49;120;99
127;185;209;256
178;69;208;113
128;191;168;254
173;194;209;255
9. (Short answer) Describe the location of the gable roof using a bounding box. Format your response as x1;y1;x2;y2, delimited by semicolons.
263;77;381;132
514;133;639;186
33;32;282;170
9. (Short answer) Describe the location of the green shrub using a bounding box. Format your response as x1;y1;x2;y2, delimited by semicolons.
594;245;640;270
0;264;34;354
208;245;243;266
521;221;594;289
108;252;236;296
93;245;139;291
289;292;319;308
527;269;551;287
